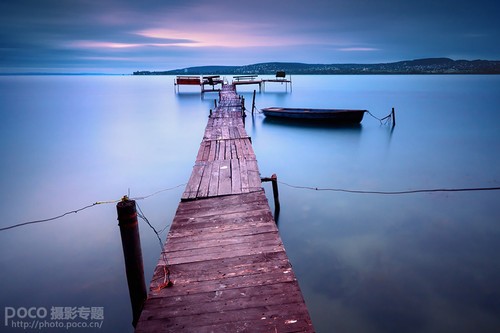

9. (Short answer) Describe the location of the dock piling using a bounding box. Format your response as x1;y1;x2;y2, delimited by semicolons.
261;174;281;217
251;89;256;115
117;198;147;328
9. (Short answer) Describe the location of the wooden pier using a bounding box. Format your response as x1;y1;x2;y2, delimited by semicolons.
174;75;223;93
135;84;314;332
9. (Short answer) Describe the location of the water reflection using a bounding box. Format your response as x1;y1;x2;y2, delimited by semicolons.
262;116;364;131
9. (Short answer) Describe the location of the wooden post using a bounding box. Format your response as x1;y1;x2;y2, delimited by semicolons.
391;107;396;128
252;90;256;115
117;198;147;328
214;99;217;108
270;174;280;214
261;174;281;219
241;96;245;112
209;109;213;117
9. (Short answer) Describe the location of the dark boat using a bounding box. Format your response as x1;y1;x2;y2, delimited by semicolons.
261;107;366;123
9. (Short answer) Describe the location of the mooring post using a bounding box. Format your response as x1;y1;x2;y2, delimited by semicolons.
209;109;213;117
261;174;281;217
214;99;217;108
392;107;396;128
270;174;280;213
117;198;147;328
252;89;256;115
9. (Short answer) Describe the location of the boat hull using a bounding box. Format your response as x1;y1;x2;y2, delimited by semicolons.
261;107;366;123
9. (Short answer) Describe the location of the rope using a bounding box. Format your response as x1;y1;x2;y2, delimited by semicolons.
0;201;115;232
130;183;186;201
279;181;500;195
366;110;393;125
136;202;173;289
0;183;186;232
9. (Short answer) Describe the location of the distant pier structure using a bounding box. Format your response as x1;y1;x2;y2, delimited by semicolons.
231;72;292;92
175;72;291;94
262;71;292;92
174;75;223;94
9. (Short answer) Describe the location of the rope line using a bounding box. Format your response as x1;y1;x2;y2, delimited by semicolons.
4;180;498;232
279;181;500;195
366;110;393;125
0;183;186;232
130;183;186;201
0;202;110;232
136;202;172;289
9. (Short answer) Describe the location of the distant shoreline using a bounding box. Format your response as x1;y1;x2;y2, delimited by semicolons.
134;58;500;76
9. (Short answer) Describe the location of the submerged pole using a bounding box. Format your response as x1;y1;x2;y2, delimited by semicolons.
270;174;280;214
117;198;147;328
252;90;256;115
261;174;281;219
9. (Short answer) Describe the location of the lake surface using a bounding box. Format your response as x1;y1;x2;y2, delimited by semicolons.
1;75;499;332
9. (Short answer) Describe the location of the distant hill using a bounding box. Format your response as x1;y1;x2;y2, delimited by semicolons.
133;58;500;75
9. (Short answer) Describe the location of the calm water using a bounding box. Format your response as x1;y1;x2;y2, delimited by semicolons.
0;75;499;333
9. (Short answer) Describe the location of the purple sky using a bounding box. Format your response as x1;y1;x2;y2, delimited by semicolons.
1;0;499;73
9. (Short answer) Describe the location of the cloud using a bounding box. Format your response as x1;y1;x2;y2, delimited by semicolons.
133;20;323;49
339;47;380;52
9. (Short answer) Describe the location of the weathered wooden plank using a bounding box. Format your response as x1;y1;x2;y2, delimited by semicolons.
161;241;284;265
197;161;212;198
137;315;312;333
168;215;273;237
167;222;277;241
137;301;310;332
236;126;245;140
246;159;262;192
145;280;302;310
218;159;232;195
230;159;241;194
173;205;272;225
165;230;280;252
153;251;289;281
181;162;204;200
236;139;245;158
242;138;256;158
207;159;221;197
207;139;217;161
174;191;268;216
239;159;250;193
141;286;305;318
150;265;297;297
168;224;277;245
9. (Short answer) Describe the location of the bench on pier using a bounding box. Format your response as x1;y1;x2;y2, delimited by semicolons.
276;70;286;79
175;76;201;85
202;75;223;86
233;75;258;82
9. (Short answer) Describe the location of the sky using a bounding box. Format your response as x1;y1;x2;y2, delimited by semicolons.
1;0;499;74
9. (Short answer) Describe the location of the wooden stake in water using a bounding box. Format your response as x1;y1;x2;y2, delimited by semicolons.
117;198;147;328
252;90;256;115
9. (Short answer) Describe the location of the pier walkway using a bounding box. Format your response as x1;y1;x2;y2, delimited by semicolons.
135;84;314;332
